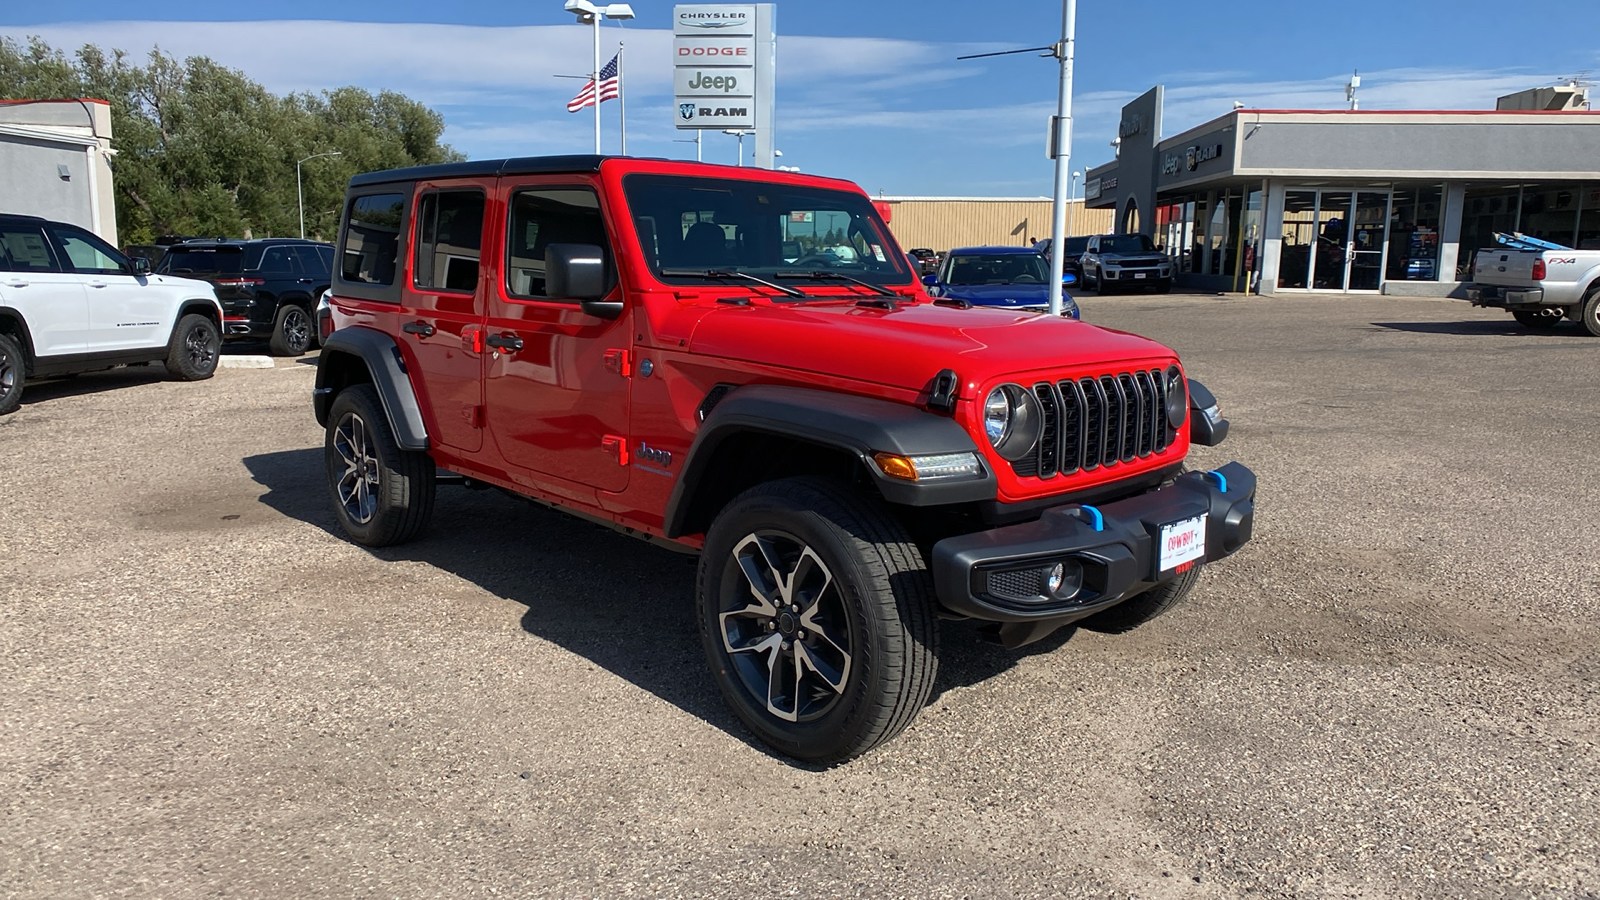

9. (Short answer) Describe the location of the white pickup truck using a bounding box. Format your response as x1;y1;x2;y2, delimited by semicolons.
1464;233;1600;335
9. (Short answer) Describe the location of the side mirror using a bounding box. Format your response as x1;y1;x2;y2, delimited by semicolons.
921;274;938;286
132;257;151;275
546;243;621;319
1061;272;1077;285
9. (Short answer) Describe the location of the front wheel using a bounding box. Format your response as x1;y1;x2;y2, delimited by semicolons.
698;478;939;764
324;384;435;547
269;304;313;356
0;331;25;415
164;313;221;380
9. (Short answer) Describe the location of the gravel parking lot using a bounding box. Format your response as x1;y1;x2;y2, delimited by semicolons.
1;295;1596;899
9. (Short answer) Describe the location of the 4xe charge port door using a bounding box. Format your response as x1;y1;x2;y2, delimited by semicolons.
404;182;491;453
483;180;631;494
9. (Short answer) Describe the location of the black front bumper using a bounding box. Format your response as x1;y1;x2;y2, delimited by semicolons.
930;462;1256;626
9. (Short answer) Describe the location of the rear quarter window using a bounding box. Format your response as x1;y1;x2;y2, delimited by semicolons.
336;191;410;303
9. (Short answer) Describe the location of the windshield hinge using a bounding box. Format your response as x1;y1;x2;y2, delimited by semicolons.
926;368;960;415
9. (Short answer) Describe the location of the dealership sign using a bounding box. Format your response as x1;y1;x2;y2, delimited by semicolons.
673;4;771;134
1162;142;1226;176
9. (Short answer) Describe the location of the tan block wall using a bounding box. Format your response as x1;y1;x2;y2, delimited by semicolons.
880;198;1112;253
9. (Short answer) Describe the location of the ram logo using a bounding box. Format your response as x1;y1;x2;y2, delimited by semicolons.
678;103;696;121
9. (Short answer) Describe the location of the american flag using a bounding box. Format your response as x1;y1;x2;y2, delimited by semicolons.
567;52;621;112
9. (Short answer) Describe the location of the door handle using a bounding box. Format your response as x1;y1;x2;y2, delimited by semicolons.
88;281;108;289
3;279;26;288
486;334;524;352
298;278;315;283
402;321;436;337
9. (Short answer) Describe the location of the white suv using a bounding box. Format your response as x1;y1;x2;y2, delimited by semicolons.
0;213;225;414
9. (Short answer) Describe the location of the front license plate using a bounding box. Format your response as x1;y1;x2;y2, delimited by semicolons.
1133;272;1147;279
1158;514;1207;571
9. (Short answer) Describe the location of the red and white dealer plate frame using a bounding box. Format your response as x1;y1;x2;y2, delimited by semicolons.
1158;514;1208;572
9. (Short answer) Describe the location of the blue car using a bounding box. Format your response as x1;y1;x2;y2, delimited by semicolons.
922;245;1080;319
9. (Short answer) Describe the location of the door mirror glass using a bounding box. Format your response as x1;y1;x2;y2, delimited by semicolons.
921;274;938;286
133;256;151;275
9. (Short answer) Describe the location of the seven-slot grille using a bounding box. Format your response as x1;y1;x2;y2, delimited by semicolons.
1011;369;1171;479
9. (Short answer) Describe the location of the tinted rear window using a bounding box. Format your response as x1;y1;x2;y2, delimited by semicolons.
342;194;406;286
158;248;244;275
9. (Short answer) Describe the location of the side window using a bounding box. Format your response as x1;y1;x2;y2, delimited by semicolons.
316;246;335;274
0;225;60;272
52;226;130;276
414;190;486;293
505;187;612;300
341;193;406;287
258;246;302;274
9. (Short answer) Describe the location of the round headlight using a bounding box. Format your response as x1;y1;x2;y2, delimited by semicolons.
984;384;1042;461
1165;366;1187;428
984;388;1011;444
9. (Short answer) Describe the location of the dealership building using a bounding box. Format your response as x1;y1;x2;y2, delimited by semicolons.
1085;84;1600;295
0;99;119;245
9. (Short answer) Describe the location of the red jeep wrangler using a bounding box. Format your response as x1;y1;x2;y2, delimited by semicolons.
313;155;1256;763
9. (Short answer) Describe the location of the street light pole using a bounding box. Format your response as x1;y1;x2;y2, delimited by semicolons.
1068;169;1081;237
297;151;342;240
1046;0;1077;317
724;129;753;166
564;1;634;155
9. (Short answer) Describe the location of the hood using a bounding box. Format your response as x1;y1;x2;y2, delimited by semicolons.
937;283;1053;307
685;299;1173;393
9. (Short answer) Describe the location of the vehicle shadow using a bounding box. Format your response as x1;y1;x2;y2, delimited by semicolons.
243;447;1060;761
1370;319;1580;336
18;366;168;406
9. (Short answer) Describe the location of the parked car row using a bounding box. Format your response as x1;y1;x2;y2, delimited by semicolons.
912;234;1176;297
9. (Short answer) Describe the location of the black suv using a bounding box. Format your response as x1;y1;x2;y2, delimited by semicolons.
156;238;334;355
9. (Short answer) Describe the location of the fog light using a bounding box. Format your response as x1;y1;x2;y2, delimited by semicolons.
1042;560;1084;600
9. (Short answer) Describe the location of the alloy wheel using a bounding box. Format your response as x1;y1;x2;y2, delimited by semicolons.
185;323;218;369
0;346;13;397
718;531;855;723
283;309;310;353
333;412;381;524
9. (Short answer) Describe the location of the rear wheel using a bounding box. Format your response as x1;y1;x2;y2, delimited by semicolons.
1512;309;1562;329
324;384;435;547
268;304;313;356
164;314;220;380
1580;289;1600;337
0;331;25;415
698;477;939;764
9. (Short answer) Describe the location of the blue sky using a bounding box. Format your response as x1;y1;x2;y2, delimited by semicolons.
5;1;1598;195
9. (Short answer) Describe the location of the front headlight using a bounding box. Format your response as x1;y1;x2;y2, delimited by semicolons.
984;384;1042;461
1165;366;1187;428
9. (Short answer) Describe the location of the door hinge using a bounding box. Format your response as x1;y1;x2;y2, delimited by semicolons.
603;348;632;376
462;326;485;354
463;405;485;428
601;434;630;465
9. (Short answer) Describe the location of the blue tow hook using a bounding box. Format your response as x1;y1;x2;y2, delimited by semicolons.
1079;504;1104;532
1205;470;1228;493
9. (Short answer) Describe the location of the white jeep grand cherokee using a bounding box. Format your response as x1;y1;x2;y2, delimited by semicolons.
0;213;225;415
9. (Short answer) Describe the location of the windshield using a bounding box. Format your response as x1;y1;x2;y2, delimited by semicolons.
158;247;244;275
1100;235;1156;254
621;174;911;286
944;253;1048;286
1062;237;1090;254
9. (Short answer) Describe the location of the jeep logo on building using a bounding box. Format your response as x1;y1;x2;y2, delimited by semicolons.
687;72;740;93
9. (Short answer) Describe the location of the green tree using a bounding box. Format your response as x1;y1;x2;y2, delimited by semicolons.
0;36;463;245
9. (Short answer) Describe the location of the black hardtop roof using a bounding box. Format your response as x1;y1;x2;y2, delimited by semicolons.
346;154;862;191
0;212;51;224
348;155;609;188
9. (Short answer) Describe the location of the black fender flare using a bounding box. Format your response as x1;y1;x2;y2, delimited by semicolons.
663;384;997;539
313;326;429;451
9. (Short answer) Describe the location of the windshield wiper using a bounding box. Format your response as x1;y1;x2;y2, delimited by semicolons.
775;270;898;297
659;267;807;298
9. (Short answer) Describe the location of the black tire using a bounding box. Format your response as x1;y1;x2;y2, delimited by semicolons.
1512;309;1562;330
324;384;435;547
1155;280;1173;295
0;331;25;415
163;313;221;381
1580;289;1600;338
1079;563;1203;634
697;477;939;764
268;304;313;357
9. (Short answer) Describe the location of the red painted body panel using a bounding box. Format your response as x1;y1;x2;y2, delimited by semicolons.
327;156;1195;547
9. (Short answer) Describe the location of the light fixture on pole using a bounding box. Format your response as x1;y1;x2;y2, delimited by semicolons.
297;150;342;240
1068;169;1081;236
564;0;634;155
723;129;754;167
956;0;1077;316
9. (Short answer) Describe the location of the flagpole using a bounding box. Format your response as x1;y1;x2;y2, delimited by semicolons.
591;13;601;155
618;42;626;156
